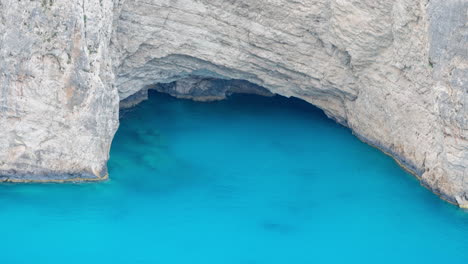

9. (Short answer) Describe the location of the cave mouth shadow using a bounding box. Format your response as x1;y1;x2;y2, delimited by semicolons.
113;76;423;196
118;77;335;127
110;77;350;201
111;76;447;212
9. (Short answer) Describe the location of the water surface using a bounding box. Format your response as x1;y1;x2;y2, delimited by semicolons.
1;92;467;263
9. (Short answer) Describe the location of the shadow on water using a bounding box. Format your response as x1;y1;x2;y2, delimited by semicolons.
0;90;466;263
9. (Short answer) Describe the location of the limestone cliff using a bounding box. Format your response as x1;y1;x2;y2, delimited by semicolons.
0;0;119;181
0;0;467;207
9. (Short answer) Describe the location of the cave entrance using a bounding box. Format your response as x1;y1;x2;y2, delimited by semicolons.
119;77;275;109
111;77;339;188
103;78;464;262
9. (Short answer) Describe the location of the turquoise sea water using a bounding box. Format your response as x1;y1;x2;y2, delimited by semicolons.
1;91;467;263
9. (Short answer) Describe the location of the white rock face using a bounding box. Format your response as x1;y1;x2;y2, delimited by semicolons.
0;0;119;181
0;0;467;206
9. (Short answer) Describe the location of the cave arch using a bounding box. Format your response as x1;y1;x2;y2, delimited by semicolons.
109;0;467;207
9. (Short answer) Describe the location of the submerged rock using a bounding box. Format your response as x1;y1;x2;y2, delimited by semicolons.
0;0;466;207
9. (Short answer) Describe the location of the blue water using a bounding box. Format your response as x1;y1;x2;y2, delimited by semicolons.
1;92;467;263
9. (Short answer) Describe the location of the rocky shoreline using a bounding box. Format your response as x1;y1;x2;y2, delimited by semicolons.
0;0;466;207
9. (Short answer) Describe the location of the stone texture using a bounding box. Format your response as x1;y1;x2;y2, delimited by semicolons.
152;77;273;101
0;0;466;206
112;0;467;206
0;0;119;181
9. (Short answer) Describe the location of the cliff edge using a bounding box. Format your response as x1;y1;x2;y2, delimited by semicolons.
0;0;467;206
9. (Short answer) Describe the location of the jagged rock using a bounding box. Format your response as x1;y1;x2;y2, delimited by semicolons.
0;0;466;207
149;77;273;102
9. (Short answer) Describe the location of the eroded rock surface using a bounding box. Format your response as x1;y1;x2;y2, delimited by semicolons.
0;0;119;181
0;0;467;206
112;0;467;206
